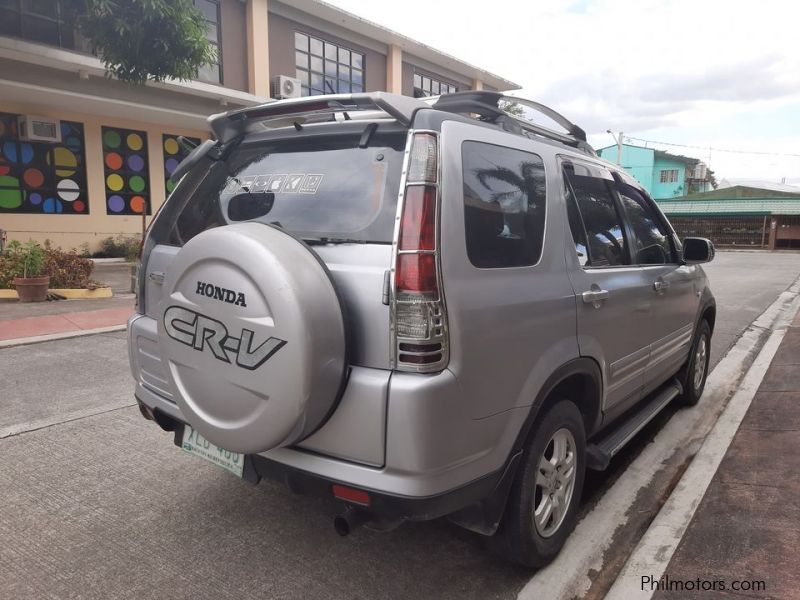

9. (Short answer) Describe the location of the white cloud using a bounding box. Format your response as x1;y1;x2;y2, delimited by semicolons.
327;0;800;180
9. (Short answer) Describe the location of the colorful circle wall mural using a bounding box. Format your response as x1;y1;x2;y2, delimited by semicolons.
163;134;200;196
102;126;150;215
0;114;88;214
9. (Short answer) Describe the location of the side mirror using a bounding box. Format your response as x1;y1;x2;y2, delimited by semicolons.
227;192;274;222
682;237;715;264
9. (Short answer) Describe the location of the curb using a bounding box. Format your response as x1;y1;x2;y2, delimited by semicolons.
91;258;130;264
0;324;127;348
0;288;113;300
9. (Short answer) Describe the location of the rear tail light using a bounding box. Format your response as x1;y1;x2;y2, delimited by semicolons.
392;132;448;373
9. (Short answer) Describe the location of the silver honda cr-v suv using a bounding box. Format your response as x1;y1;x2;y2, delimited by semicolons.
128;91;715;567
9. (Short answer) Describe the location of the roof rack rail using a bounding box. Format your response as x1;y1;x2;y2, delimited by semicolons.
431;91;595;155
208;92;428;144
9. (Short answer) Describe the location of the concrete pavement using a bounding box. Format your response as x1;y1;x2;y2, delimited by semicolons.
648;309;800;599
0;260;134;344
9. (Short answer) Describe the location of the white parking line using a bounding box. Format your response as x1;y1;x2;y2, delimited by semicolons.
605;328;786;600
517;278;800;600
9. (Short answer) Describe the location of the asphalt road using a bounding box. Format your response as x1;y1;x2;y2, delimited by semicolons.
1;251;799;600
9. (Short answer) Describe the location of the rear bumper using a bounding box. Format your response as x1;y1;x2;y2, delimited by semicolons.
130;310;526;502
158;417;507;522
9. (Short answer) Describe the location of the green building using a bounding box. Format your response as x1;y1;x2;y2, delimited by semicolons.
658;184;800;250
598;143;711;199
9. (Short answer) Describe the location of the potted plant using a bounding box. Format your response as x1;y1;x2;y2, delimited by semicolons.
7;240;50;302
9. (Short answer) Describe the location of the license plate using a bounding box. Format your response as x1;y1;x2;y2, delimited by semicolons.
181;426;244;478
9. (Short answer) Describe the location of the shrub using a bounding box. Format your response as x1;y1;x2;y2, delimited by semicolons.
0;241;98;289
0;240;46;287
93;235;141;261
44;247;96;289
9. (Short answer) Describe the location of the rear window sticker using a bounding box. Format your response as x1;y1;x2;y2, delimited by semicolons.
252;174;272;192
283;174;305;193
268;174;287;192
299;174;324;194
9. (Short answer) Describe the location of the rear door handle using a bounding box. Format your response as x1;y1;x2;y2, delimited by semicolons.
653;279;670;292
582;289;609;306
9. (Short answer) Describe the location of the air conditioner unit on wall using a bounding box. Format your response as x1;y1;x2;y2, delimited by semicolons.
273;75;302;99
17;115;61;143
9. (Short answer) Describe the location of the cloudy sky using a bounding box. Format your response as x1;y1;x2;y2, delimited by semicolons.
326;0;800;183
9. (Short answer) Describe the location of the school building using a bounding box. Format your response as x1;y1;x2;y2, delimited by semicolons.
0;0;517;251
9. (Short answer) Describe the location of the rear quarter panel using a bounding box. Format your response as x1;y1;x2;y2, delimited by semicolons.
438;121;580;426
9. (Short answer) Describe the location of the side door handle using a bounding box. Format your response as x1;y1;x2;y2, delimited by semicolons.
653;278;670;293
582;288;609;307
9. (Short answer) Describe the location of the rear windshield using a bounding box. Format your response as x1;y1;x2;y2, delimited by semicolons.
171;132;405;244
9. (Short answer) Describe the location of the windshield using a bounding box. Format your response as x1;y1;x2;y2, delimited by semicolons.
171;131;406;244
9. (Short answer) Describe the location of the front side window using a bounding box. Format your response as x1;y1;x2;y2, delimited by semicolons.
616;181;676;264
0;0;76;49
413;72;457;97
462;141;546;268
194;0;222;83
659;169;678;183
564;163;629;267
294;32;364;96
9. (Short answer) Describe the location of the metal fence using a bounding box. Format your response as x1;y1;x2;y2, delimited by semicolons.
668;216;769;248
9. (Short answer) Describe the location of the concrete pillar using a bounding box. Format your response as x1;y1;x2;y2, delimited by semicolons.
472;78;484;91
769;217;778;250
386;44;403;94
246;0;270;97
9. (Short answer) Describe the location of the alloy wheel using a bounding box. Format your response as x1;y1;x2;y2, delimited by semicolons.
533;428;577;538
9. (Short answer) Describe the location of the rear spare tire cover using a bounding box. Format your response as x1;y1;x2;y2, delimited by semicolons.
158;222;346;454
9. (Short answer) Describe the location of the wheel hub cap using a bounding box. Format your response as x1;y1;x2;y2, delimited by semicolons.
694;335;707;391
534;428;577;538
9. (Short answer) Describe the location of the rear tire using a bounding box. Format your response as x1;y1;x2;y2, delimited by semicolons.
678;319;711;406
497;400;586;568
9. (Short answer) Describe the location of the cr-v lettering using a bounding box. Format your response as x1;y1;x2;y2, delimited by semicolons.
129;91;716;568
163;306;286;370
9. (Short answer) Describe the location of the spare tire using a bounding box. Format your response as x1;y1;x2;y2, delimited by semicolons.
157;222;346;454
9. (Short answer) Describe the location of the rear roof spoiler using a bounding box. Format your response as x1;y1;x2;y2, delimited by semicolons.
431;91;594;154
208;92;429;144
208;90;593;156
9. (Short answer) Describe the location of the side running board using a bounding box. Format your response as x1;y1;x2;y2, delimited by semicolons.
586;379;683;471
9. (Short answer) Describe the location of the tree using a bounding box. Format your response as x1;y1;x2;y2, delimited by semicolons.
65;0;216;85
706;168;718;190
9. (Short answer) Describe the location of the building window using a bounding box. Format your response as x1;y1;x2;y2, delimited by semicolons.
163;134;200;197
0;0;77;49
195;0;222;84
294;32;364;96
659;169;679;184
413;72;457;97
0;113;88;214
102;126;150;215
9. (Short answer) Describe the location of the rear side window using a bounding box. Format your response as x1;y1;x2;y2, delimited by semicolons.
564;164;630;267
462;141;547;268
171;132;405;244
615;181;676;264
